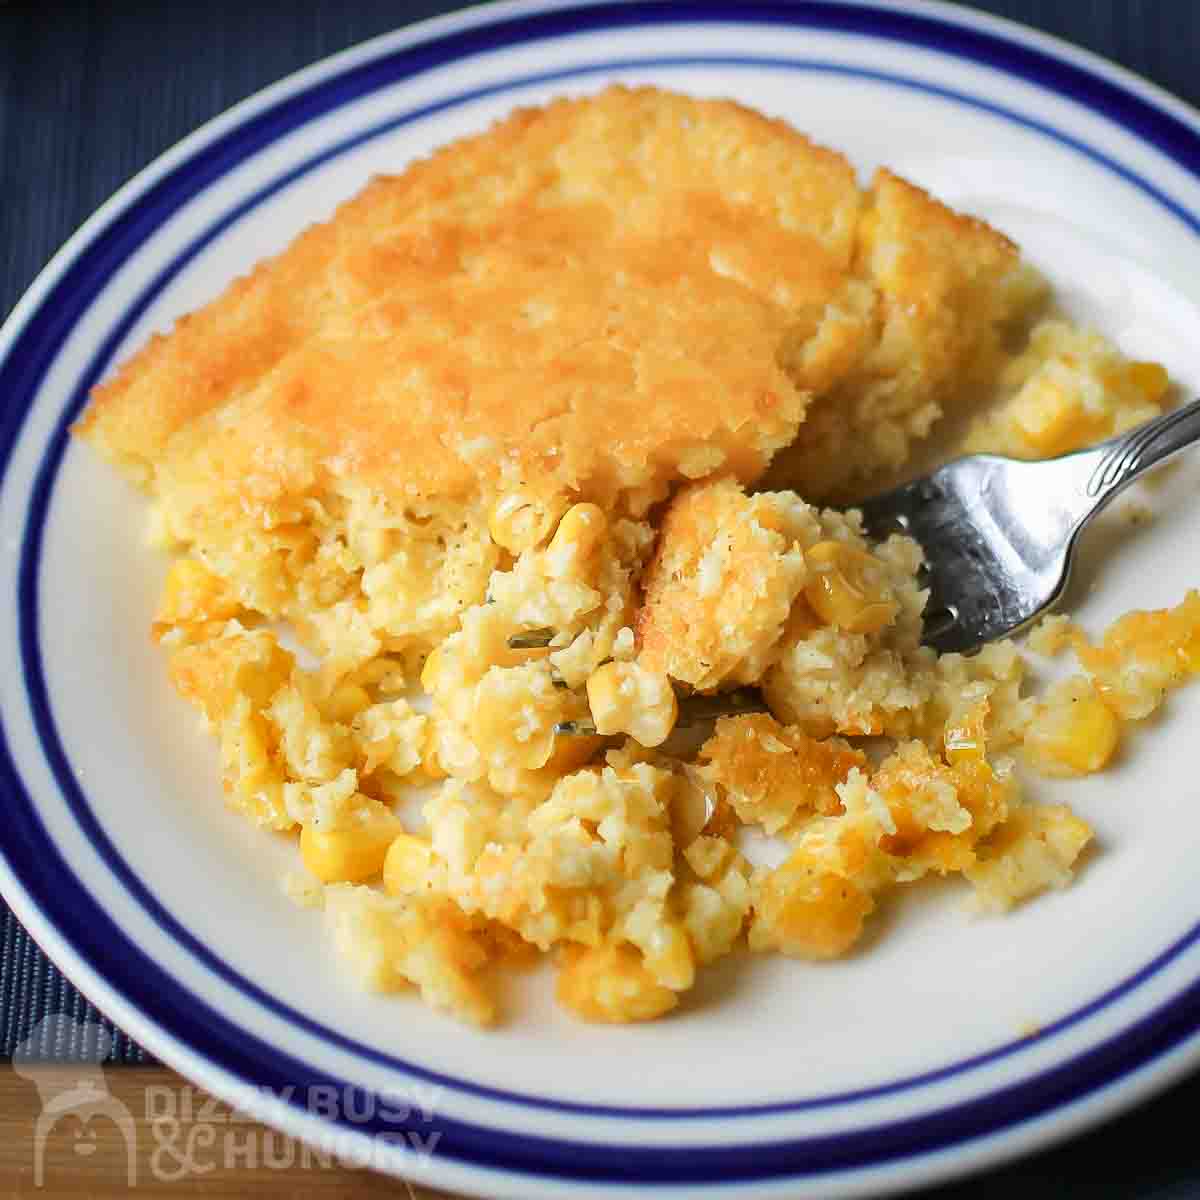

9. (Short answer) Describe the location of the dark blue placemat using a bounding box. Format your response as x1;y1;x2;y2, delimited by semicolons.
3;0;1200;1194
1;912;151;1063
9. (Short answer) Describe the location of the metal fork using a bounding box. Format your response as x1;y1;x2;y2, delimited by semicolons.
858;395;1200;654
541;398;1200;733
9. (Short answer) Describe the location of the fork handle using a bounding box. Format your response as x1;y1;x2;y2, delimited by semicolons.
1083;396;1200;509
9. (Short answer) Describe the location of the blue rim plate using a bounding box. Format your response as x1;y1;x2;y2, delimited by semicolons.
3;2;1200;1195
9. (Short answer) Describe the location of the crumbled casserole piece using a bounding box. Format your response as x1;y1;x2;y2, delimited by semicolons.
77;87;1189;1027
962;321;1171;459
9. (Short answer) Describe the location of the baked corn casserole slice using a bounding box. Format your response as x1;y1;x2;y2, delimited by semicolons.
78;87;1196;1027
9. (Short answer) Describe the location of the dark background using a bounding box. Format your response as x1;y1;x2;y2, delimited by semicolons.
2;1;1199;1195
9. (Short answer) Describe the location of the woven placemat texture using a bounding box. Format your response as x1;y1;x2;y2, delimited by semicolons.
1;907;153;1063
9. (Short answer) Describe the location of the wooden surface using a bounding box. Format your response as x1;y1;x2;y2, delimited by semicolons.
0;1066;455;1198
4;2;1200;1197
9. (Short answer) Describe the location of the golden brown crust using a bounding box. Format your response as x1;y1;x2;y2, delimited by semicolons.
635;478;809;690
698;712;865;836
763;168;1023;499
77;86;864;514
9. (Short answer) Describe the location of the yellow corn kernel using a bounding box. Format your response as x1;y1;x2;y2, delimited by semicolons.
487;491;564;553
671;775;713;850
321;683;371;724
545;503;608;578
642;923;695;992
382;833;436;896
1023;677;1120;777
1010;381;1093;457
420;721;448;779
803;541;898;635
542;731;607;775
556;944;679;1023
586;661;678;746
419;646;444;693
301;813;401;884
1126;360;1170;402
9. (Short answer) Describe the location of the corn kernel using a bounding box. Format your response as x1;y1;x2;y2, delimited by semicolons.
420;721;448;779
803;541;898;635
470;664;562;769
419;646;444;693
301;810;402;884
1024;677;1120;777
642;923;695;992
545;503;608;578
1010;379;1093;456
541;731;607;776
487;491;563;552
556;943;678;1023
586;661;678;746
1126;360;1169;402
322;683;371;723
671;774;713;849
383;833;436;896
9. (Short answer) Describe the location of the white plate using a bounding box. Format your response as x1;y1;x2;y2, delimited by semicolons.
3;2;1200;1195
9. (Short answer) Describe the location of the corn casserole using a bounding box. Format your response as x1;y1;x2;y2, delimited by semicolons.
77;87;1199;1027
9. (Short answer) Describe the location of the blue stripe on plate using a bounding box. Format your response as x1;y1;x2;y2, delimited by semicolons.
3;0;1200;1186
